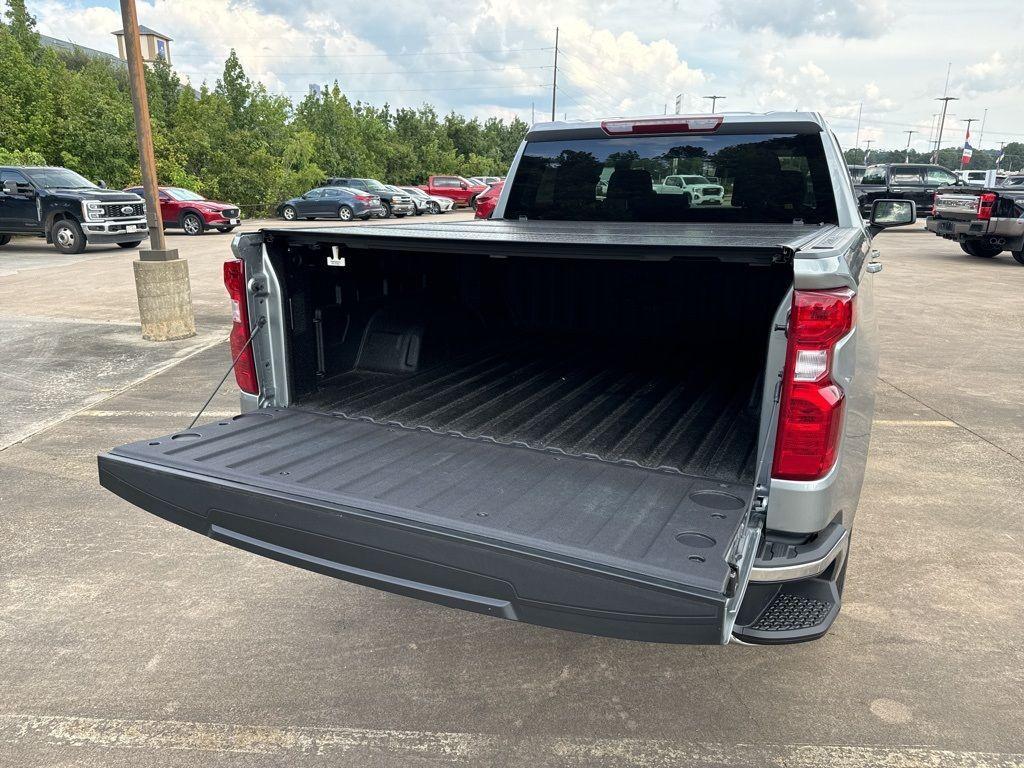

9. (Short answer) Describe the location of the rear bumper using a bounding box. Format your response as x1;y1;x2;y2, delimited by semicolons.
927;216;1024;249
98;449;760;645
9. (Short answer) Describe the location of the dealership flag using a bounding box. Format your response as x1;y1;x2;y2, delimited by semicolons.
962;127;974;165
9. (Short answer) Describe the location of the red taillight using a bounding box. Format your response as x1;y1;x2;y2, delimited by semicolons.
223;259;259;395
977;192;997;220
772;288;855;481
354;194;372;202
600;116;723;135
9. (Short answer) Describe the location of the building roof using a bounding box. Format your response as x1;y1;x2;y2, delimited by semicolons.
112;25;172;40
39;34;125;66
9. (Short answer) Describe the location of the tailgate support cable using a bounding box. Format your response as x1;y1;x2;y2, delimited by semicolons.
187;317;266;430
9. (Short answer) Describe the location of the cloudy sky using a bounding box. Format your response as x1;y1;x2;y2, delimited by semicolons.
15;0;1024;151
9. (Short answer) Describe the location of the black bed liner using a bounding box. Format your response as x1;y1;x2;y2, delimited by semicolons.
263;219;836;262
300;342;760;482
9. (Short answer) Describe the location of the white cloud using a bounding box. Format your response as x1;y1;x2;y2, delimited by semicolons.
12;0;1024;151
718;0;897;38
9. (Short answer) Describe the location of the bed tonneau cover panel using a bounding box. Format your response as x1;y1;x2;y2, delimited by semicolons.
262;220;837;262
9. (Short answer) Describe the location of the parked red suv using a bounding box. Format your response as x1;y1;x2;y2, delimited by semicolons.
417;175;488;208
124;186;241;235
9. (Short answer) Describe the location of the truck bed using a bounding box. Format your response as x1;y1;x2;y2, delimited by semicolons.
300;339;760;482
263;219;835;262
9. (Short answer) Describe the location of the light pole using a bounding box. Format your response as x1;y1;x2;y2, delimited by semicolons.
550;27;559;122
703;95;725;113
933;96;959;163
118;0;195;341
903;130;916;162
959;117;978;170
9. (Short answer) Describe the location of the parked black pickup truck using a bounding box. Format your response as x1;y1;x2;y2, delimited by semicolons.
855;163;961;219
0;166;148;254
926;185;1024;264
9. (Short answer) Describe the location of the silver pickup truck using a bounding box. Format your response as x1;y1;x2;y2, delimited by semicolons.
926;184;1024;265
98;113;916;644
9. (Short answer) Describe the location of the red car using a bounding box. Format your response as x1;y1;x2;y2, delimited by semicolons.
416;175;489;208
125;186;241;235
473;181;504;219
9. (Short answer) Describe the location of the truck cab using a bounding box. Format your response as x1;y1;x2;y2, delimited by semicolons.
855;163;959;218
0;166;148;254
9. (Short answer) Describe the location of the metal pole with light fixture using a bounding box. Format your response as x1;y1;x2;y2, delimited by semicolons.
959;117;978;170
903;130;916;162
119;0;195;341
550;27;559;122
704;95;725;113
933;96;958;163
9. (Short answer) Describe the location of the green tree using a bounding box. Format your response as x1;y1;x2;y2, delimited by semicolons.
0;6;527;215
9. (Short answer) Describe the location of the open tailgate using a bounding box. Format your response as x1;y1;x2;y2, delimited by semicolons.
99;409;762;644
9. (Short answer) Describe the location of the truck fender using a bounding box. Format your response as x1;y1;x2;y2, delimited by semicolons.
43;210;80;243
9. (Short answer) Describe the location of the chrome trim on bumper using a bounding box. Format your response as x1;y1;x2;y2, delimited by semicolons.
749;531;849;583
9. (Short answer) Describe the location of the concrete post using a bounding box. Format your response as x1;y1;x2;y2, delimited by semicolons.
133;254;196;341
120;0;195;340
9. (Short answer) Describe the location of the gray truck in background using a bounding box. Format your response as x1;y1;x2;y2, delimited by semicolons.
927;183;1024;265
99;112;916;645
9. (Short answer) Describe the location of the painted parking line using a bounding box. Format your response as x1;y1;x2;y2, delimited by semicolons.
2;714;1022;767
873;419;959;427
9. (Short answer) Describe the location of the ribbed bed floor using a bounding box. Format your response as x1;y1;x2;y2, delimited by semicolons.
300;342;762;482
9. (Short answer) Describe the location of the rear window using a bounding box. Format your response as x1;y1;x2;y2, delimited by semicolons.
862;166;886;185
504;132;838;224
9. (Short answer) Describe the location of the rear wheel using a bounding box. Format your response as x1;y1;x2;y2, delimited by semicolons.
0;234;10;247
51;219;87;254
1012;251;1024;266
181;212;204;236
338;205;354;221
961;240;1001;258
117;241;142;249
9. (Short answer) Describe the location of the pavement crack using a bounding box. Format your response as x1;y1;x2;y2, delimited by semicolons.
877;376;1023;465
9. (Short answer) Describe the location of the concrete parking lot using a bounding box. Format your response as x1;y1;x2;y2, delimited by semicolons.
1;221;1022;767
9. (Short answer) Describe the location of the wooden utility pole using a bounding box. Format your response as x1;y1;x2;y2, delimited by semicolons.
119;0;195;341
120;0;166;252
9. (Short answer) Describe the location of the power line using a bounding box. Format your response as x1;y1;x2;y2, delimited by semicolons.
553;48;624;112
172;46;554;60
177;65;553;77
274;83;550;95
